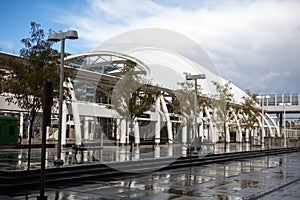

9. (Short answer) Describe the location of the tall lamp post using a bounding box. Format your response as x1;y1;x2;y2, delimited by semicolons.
48;30;78;165
186;74;206;152
279;102;291;147
256;95;270;149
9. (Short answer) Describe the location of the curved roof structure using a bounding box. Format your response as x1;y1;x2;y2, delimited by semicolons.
66;28;248;103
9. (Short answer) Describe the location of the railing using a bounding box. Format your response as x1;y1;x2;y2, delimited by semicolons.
284;129;300;138
257;94;300;106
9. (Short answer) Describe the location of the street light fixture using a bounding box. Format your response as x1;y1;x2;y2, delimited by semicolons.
186;74;206;152
49;30;78;165
256;95;270;149
278;102;291;147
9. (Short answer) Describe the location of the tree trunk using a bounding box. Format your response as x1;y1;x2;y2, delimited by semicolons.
27;111;36;170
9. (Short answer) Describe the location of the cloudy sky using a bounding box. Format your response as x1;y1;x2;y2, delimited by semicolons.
0;0;299;94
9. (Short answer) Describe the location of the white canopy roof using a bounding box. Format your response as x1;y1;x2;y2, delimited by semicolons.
66;28;248;103
93;28;247;103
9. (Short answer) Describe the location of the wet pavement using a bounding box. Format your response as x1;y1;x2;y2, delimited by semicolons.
1;150;300;199
264;178;300;200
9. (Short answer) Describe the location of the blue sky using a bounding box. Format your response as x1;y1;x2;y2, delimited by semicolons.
0;0;299;94
0;0;85;53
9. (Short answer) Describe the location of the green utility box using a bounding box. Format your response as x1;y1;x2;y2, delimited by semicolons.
0;116;18;145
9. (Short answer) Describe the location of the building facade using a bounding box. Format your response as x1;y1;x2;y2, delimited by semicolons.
2;29;297;147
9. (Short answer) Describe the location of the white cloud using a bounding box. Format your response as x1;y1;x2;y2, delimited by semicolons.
52;0;300;93
0;40;13;50
260;71;290;83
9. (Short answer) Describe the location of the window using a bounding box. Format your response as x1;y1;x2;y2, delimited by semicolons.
284;94;290;103
277;96;282;105
268;95;275;106
292;94;298;105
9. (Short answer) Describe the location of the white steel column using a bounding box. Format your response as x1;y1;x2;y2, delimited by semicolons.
119;146;126;161
276;114;281;137
27;120;30;140
120;119;126;145
189;122;193;143
155;96;161;145
134;118;140;145
199;111;204;142
160;95;173;144
225;120;230;143
232;110;242;142
83;117;89;142
254;114;262;146
61;102;67;145
260;113;265;147
182;123;187;145
204;107;216;142
245;129;249;142
46;126;50;140
254;127;258;145
154;146;160;158
69;83;81;146
212;124;218;142
266;113;278;137
19;112;24;138
168;145;173;156
116;118;120;142
134;147;140;160
262;115;273;138
90;118;95;140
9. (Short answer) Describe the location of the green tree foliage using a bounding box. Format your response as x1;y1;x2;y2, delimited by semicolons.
0;22;59;122
174;73;207;142
175;73;205;117
111;60;157;148
241;93;260;131
112;60;154;120
212;81;234;142
0;22;61;169
175;75;195;118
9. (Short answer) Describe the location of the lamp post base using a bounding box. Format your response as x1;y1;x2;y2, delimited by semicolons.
37;195;47;200
54;159;64;166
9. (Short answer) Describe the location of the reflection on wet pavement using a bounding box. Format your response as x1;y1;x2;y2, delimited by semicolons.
0;143;262;171
1;151;299;199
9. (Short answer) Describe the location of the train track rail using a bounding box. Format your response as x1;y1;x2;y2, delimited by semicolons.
0;147;299;195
